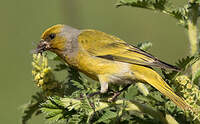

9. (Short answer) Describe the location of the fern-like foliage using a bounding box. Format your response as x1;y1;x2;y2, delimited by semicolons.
40;96;71;124
22;92;46;124
40;95;95;123
170;6;188;27
116;0;189;27
116;0;169;11
161;55;200;81
176;55;200;71
137;41;152;51
193;69;200;84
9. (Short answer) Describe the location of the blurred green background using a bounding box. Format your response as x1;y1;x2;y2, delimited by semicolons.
0;0;189;123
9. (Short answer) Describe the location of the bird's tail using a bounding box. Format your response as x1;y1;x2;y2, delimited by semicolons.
131;65;190;110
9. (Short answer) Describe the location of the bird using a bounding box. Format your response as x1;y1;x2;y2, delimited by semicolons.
36;24;190;110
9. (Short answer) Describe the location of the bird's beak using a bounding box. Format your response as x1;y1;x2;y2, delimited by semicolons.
35;40;51;54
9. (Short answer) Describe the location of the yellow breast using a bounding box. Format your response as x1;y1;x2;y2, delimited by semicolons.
71;50;130;80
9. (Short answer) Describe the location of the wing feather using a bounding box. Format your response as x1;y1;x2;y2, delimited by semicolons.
78;30;179;71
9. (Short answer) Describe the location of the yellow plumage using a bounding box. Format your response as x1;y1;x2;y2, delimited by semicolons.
36;24;190;110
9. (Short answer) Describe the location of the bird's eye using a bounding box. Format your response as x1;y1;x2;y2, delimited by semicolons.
49;33;56;40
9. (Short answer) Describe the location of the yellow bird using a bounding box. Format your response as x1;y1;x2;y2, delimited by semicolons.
36;24;190;110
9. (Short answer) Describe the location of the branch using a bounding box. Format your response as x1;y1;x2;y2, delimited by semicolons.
187;0;199;76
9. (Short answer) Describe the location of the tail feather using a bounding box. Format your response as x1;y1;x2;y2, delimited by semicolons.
133;65;190;110
147;77;189;110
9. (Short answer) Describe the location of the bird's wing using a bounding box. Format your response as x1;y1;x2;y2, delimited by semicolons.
78;29;179;71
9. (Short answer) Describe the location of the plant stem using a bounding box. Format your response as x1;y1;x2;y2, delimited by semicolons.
187;0;199;77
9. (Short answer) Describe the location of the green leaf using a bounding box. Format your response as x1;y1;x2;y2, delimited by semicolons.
68;114;82;124
170;7;188;27
116;0;189;28
196;0;200;3
46;113;64;124
193;68;200;83
67;67;83;83
41;108;63;118
21;92;45;124
54;63;68;71
125;85;138;100
136;83;149;96
149;91;164;102
71;80;85;90
135;95;151;103
165;101;177;113
137;41;152;51
49;97;65;108
40;96;68;123
46;51;59;60
40;99;58;109
162;55;200;80
116;0;169;11
95;110;118;123
176;55;199;71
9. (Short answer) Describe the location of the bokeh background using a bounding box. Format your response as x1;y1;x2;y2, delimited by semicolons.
0;0;189;123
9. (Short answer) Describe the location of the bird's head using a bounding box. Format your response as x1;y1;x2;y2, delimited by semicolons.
36;24;67;54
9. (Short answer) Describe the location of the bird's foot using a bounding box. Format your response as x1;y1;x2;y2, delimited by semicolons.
108;92;121;102
86;84;132;102
86;91;101;98
109;84;132;102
